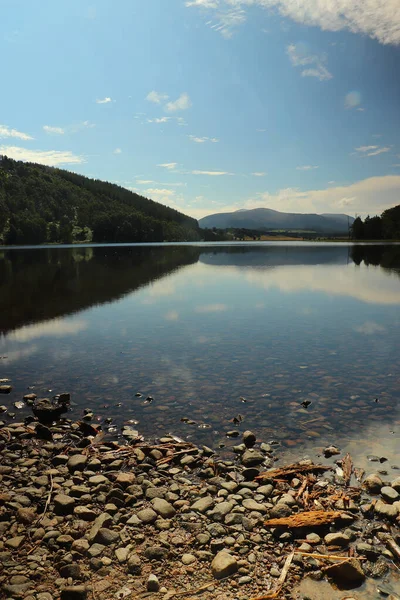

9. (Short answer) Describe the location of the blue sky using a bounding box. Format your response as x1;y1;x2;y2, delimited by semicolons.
1;0;400;219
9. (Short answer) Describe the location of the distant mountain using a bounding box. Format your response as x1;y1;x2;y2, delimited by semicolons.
199;208;354;234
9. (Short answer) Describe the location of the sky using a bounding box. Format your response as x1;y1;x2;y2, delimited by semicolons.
1;0;400;220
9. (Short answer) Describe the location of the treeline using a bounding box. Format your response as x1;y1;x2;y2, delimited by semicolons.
351;204;400;240
0;156;200;245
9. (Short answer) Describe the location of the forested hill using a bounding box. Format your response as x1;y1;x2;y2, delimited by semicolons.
0;156;200;245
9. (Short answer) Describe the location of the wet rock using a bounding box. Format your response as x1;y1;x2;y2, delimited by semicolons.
147;574;160;592
380;486;399;503
325;558;365;588
211;551;238;579
242;467;260;481
374;499;399;519
32;399;67;424
241;449;265;467
323;445;341;458
363;473;383;493
391;476;400;492
0;385;12;393
243;430;256;448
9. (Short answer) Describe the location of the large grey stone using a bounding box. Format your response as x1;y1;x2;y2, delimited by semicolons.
242;499;268;513
324;533;350;547
363;473;383;493
94;528;119;546
67;454;87;472
380;486;399;503
151;498;176;519
137;508;158;524
241;449;265;467
191;496;214;513
54;494;75;515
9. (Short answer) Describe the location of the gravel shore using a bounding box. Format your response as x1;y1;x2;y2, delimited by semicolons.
0;398;400;600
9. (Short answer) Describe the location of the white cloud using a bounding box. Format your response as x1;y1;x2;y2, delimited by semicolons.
136;179;154;184
256;128;266;132
296;165;319;170
113;148;122;154
0;145;84;166
186;1;400;46
192;170;230;175
0;124;33;140
165;93;192;112
146;91;169;104
355;145;391;157
189;135;219;143
96;97;112;104
344;91;361;109
43;125;65;135
252;172;266;176
147;117;171;123
287;43;332;81
158;162;178;170
354;321;386;334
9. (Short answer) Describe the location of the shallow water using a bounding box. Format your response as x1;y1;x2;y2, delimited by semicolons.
1;242;400;474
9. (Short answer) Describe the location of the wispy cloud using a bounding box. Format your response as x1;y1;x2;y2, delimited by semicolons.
0;124;33;141
9;318;87;341
113;148;122;154
147;117;171;124
287;43;332;81
189;135;219;143
354;145;391;157
136;179;154;184
0;145;84;166
146;90;169;104
43;125;65;135
186;1;400;46
96;97;112;104
158;162;178;170
354;321;386;335
252;172;266;176
165;92;192;112
344;91;361;109
192;170;230;175
296;165;319;171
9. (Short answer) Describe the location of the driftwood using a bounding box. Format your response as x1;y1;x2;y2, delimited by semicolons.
256;463;332;481
264;510;347;528
341;453;352;486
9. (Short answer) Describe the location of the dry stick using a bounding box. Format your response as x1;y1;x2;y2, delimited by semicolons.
249;551;294;600
38;472;53;523
295;551;366;562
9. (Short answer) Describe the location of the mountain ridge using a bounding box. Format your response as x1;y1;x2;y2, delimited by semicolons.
199;207;354;234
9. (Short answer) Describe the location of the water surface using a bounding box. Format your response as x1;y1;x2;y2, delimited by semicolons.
1;243;399;471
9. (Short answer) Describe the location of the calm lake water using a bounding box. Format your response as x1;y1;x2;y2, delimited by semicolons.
1;242;400;470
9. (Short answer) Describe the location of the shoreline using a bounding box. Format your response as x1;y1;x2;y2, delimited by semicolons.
1;400;400;600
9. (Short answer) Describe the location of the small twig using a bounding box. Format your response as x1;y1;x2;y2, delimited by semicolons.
38;472;53;523
278;550;294;585
296;551;366;561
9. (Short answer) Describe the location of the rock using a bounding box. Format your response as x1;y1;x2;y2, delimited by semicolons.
211;501;234;518
60;586;87;600
73;506;97;521
239;576;252;585
115;547;130;563
67;455;87;472
3;583;32;596
242;498;268;513
324;533;350;546
391;476;400;492
17;507;36;524
116;472;135;487
147;574;160;592
59;564;82;580
127;553;142;574
191;496;214;513
242;467;260;481
374;499;399;519
0;385;12;393
181;553;196;565
88;513;112;542
380;486;399;503
151;498;176;518
137;508;158;524
32;399;67;424
306;533;321;544
144;546;168;561
54;494;75;515
269;503;292;518
243;430;256;448
257;484;273;497
323;445;340;458
5;536;25;549
241;449;265;467
363;473;383;493
71;539;90;555
211;551;238;579
356;542;379;558
94;528;120;546
325;558;365;588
